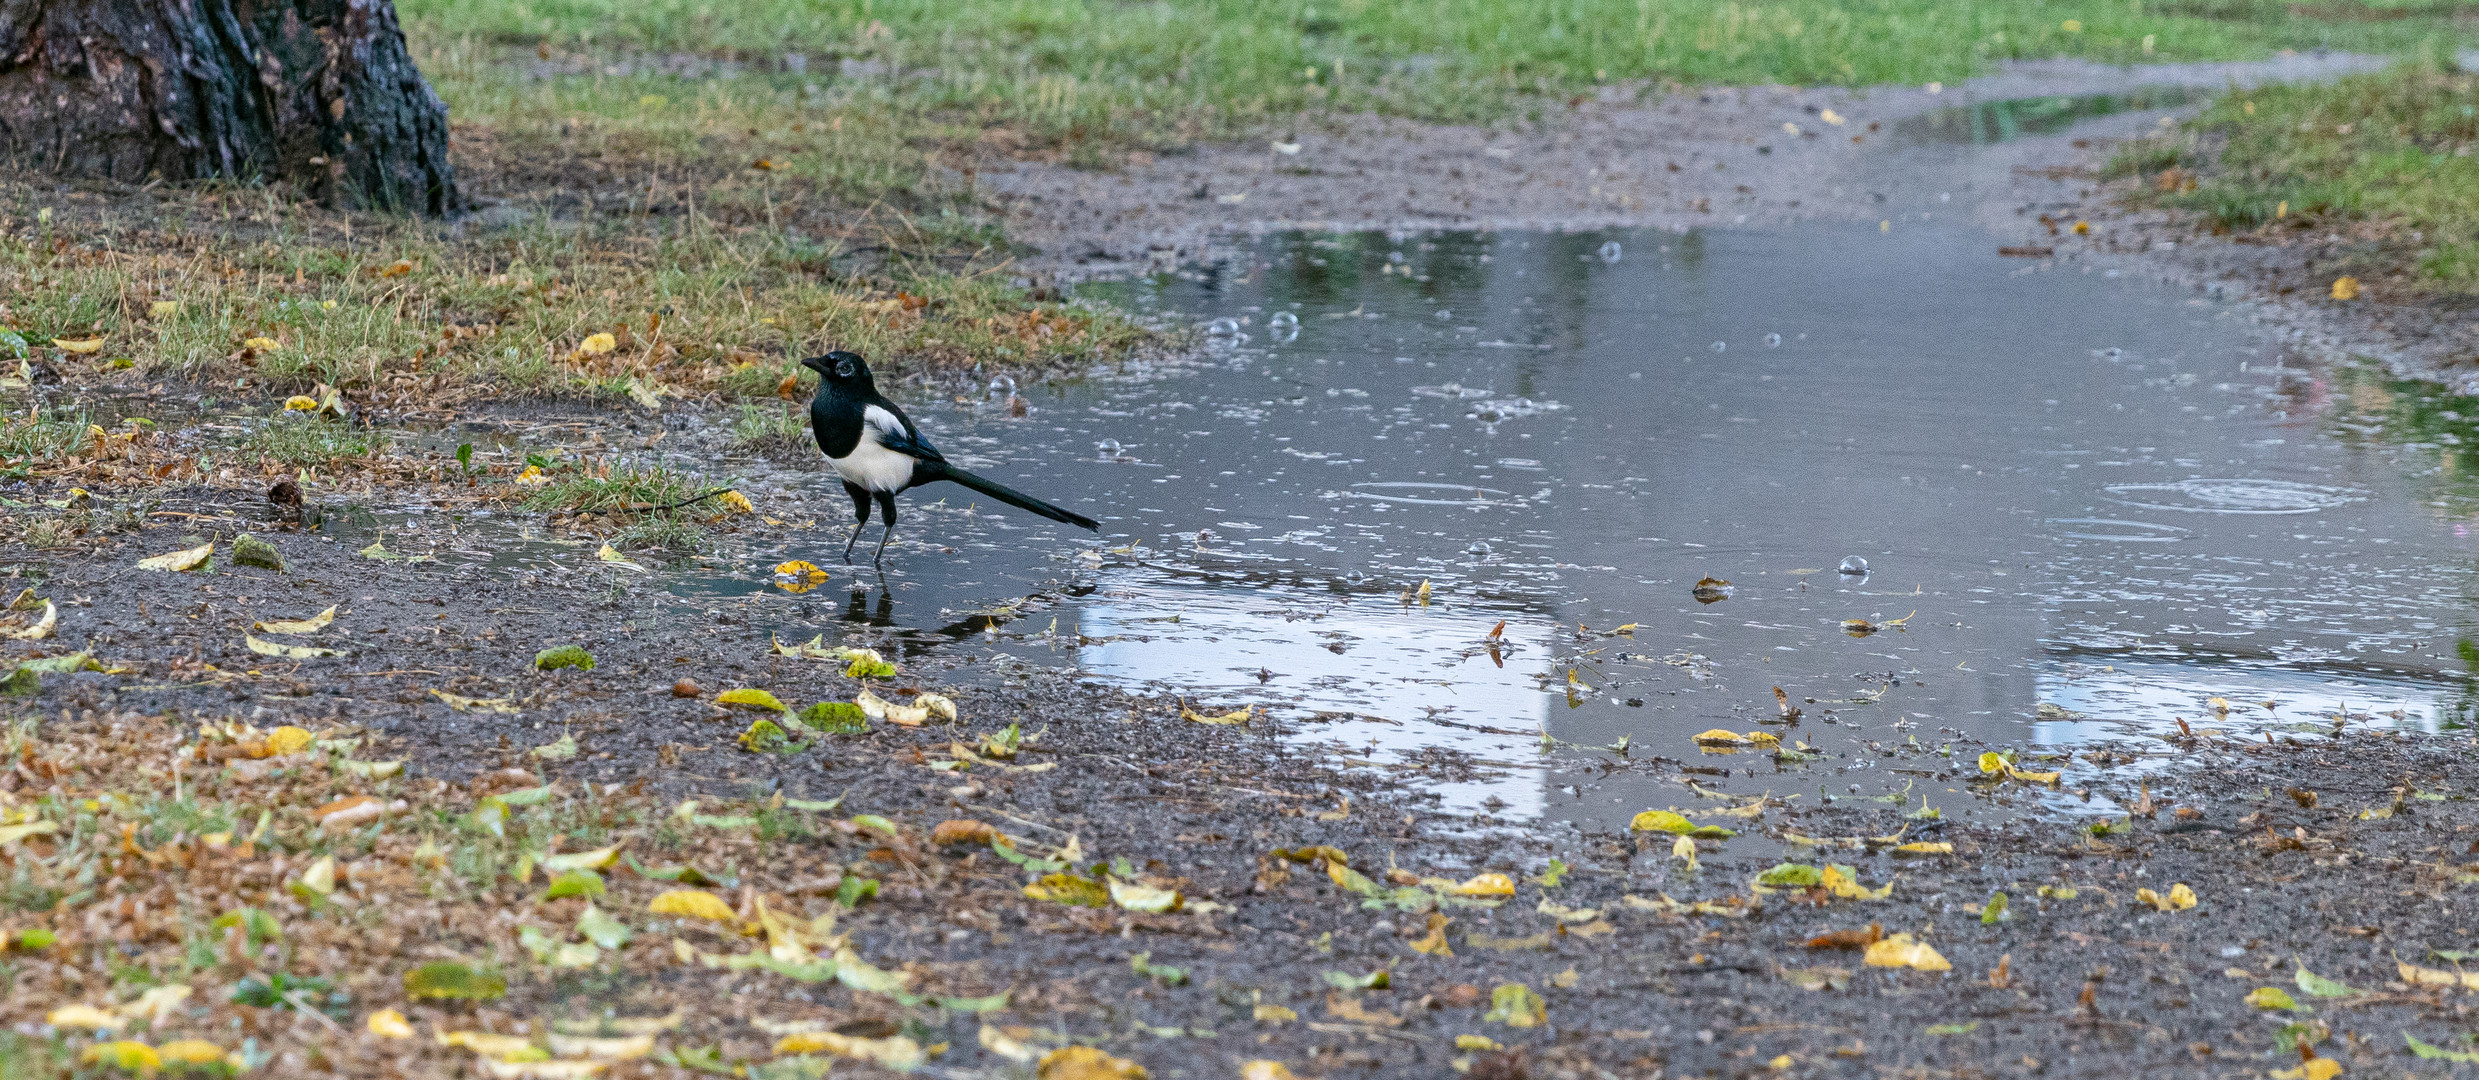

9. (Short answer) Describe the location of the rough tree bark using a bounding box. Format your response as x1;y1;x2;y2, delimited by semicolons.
0;0;458;215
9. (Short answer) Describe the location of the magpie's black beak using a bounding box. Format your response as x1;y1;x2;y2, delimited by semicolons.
799;355;831;376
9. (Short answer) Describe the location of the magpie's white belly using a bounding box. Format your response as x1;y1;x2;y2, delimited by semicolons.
828;437;917;493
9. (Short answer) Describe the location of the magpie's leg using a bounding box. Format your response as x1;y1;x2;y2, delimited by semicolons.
872;491;899;569
841;482;872;563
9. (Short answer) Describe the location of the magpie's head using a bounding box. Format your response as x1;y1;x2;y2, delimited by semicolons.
801;350;872;389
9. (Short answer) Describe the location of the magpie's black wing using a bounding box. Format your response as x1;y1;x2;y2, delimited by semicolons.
860;399;947;464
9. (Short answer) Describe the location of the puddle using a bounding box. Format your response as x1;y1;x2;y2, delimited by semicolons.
300;221;2479;833
1892;86;2203;145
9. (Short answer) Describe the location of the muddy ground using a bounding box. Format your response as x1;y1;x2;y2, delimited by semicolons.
5;486;2479;1078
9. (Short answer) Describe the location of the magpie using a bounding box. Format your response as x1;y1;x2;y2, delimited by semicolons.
803;350;1098;565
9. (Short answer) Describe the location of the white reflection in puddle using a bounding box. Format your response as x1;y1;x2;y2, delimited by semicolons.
1072;575;1551;818
2033;659;2464;747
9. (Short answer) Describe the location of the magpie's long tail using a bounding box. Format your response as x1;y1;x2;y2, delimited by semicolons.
929;463;1100;531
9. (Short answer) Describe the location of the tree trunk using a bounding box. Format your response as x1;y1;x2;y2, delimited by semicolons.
0;0;458;215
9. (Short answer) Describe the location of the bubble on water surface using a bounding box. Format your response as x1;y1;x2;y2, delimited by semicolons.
1838;556;1869;575
1207;317;1242;337
1466;541;1492;558
1764;333;1782;348
1599;240;1622;263
1096;438;1123;458
987;375;1016;397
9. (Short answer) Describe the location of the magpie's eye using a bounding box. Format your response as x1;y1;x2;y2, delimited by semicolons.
834;360;855;377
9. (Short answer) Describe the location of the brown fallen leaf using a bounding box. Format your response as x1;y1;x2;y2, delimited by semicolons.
1805;923;1884;950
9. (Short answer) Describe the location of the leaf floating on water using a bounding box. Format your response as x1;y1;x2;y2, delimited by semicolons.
254;606;337;635
596;544;648;572
136;542;213;572
773;560;829;593
245;634;344;659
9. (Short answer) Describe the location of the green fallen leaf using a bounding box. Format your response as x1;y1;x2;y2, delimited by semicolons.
404;962;506;1001
1757;863;1824;888
544;870;605;900
624;854;733;888
1131;952;1188;986
530;734;579;761
1483;982;1546;1028
795;701;869;734
1981;891;2009;925
535;645;595;671
836;876;879;908
2295;966;2354;998
2407;1033;2479;1063
2245;986;2306;1012
1924;1021;1980;1036
737;718;809;755
576;904;632;950
1322;968;1390;991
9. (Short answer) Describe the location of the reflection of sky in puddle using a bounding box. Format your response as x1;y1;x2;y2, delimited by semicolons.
2033;658;2467;746
1072;572;1551;817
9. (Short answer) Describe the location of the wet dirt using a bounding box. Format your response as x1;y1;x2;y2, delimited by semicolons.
13;519;2479;1078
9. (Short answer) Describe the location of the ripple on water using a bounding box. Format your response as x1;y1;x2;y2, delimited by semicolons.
1346;481;1517;506
2100;478;2367;515
2047;517;2191;542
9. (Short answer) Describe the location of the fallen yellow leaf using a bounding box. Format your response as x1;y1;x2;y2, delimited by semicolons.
1039;1045;1149;1080
1863;933;1950;972
52;337;104;354
254;606;338;635
135;543;213;572
648;890;738;923
577;332;618;355
367;1008;415;1038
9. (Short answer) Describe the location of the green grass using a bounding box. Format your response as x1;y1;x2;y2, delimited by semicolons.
522;465;723;549
405;0;2479;155
240;414;392;467
2116;51;2479;293
0;200;1146;405
730;401;810;454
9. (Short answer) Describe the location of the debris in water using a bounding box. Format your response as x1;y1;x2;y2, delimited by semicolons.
1691;577;1732;604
